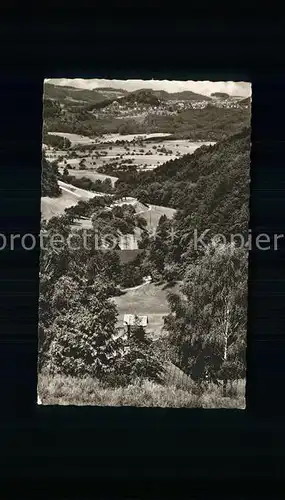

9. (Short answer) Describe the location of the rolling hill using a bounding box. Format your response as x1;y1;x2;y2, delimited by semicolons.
119;89;161;106
44;83;108;105
94;87;129;99
120;88;211;103
166;90;211;101
211;92;230;99
140;88;211;101
127;127;250;239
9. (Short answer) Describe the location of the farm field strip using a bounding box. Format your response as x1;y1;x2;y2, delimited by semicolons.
59;167;118;186
48;131;173;145
47;132;215;172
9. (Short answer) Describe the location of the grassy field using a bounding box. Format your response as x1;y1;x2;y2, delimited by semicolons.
112;282;180;337
41;191;79;221
48;131;173;145
109;197;176;232
38;373;245;408
41;181;104;221
60;166;118;186
139;204;176;232
48;131;214;172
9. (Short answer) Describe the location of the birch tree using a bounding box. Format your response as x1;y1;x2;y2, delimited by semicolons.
165;241;248;393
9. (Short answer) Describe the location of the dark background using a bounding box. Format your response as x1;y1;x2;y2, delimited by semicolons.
0;8;285;495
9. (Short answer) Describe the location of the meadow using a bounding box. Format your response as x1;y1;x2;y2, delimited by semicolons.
38;373;245;408
41;180;106;220
47;131;215;172
112;282;180;338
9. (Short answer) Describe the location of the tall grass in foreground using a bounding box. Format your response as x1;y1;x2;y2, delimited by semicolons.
38;374;245;408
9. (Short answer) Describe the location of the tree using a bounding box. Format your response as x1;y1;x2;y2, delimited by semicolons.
102;177;113;193
165;242;247;393
43;276;123;378
41;156;61;197
38;215;73;370
63;166;69;177
111;316;164;386
144;215;172;279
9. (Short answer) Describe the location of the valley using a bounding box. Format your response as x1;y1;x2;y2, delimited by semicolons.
39;79;251;408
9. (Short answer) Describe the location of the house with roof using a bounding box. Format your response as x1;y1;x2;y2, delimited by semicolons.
123;314;148;327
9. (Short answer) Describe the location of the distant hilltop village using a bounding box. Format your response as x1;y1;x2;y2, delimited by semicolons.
92;92;249;120
44;83;250;120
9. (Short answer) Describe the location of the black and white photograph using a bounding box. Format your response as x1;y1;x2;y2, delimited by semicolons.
38;78;251;408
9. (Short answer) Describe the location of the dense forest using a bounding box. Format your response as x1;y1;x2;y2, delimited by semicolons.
143;105;250;140
115;127;250;239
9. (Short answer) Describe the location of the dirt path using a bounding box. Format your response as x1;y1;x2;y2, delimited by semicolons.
120;278;152;293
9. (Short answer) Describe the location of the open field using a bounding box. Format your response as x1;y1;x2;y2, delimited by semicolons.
38;373;245;408
112;282;180;338
48;132;96;146
65;154;177;171
96;132;173;143
110;197;176;232
139;204;176;232
48;131;173;145
41;180;105;221
68;197;175;237
47;132;215;172
59;166;118;186
41;191;79;221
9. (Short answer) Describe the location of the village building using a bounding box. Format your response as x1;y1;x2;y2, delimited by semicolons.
123;314;148;327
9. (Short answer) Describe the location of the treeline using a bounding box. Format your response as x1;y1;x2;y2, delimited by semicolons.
41;156;61;197
45;112;144;137
143;105;250;140
42;133;71;149
98;162;138;177
61;169;114;194
211;92;230;98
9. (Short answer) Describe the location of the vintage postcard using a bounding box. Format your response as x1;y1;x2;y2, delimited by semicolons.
38;78;251;407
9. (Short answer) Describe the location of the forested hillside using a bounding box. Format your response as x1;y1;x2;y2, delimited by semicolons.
117;127;250;232
119;89;161;106
143;105;250;140
44;83;108;104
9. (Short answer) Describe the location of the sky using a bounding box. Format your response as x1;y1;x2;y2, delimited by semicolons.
46;78;251;98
